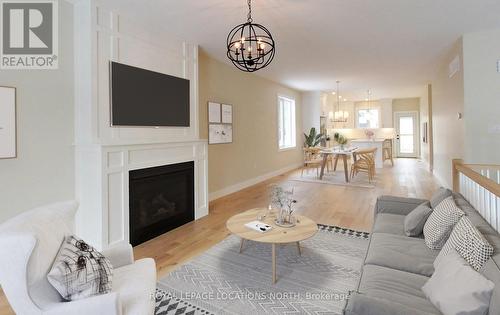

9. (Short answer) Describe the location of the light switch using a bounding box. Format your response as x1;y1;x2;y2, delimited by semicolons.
497;60;500;73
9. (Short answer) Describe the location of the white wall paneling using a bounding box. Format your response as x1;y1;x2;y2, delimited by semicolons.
73;1;207;250
76;141;208;250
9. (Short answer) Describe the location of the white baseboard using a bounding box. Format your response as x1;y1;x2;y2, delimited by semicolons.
209;162;303;201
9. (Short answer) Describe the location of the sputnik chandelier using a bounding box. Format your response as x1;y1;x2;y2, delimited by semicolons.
226;0;276;72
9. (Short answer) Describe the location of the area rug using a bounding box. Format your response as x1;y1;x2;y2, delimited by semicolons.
289;171;376;188
155;225;370;315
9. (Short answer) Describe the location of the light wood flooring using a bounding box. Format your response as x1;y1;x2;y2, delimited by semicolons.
0;158;439;314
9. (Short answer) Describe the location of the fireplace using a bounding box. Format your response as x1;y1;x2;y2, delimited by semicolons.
129;161;195;246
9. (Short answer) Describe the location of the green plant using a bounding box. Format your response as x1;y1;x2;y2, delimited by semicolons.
303;127;323;147
333;132;348;145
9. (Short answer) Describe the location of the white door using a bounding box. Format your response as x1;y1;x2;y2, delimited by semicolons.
395;112;418;158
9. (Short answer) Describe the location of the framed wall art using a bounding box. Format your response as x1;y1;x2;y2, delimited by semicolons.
221;104;232;124
208;102;221;123
0;86;16;159
208;102;233;144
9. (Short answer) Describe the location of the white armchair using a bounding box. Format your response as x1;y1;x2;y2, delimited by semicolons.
0;201;157;315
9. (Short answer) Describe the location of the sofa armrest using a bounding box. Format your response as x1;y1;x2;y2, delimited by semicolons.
44;292;121;315
344;293;432;315
374;195;429;218
102;243;134;268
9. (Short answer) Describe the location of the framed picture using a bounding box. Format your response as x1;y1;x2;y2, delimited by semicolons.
209;124;233;144
221;104;232;124
208;101;233;145
0;86;16;159
208;102;221;123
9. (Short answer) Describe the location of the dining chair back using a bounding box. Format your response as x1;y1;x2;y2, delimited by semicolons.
351;147;377;183
302;147;323;177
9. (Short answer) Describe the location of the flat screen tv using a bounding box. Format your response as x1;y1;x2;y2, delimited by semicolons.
110;61;190;127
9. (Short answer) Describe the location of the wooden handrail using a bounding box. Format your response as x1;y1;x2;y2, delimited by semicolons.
453;159;500;198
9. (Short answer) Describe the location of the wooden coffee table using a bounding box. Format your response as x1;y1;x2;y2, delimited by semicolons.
226;208;318;283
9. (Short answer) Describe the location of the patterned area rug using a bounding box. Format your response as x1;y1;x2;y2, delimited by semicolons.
155;225;370;315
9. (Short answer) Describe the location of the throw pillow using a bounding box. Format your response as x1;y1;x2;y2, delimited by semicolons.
404;202;432;237
423;196;464;249
47;235;113;301
430;187;453;209
422;249;494;315
434;216;494;271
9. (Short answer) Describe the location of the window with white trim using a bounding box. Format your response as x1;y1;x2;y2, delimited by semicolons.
278;96;296;150
356;109;379;128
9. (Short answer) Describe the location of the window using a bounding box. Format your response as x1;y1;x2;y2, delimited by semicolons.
357;109;379;128
278;95;296;150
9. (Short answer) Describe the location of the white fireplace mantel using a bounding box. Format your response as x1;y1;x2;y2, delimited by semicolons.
75;141;208;250
73;1;208;250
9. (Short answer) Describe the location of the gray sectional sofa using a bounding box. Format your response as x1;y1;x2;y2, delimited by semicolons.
344;193;500;315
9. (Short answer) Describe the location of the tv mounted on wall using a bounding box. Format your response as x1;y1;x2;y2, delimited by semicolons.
110;61;190;127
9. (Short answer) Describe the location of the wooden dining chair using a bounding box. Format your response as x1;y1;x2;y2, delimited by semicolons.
302;147;323;177
351;148;377;183
382;139;394;166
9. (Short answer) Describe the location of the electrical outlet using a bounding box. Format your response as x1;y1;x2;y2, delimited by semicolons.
497;60;500;73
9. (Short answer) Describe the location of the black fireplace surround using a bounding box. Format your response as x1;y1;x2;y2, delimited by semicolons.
129;161;194;246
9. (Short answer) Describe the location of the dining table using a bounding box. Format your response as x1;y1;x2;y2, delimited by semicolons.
319;147;358;182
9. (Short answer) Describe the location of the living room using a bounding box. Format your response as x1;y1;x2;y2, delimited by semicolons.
0;1;499;314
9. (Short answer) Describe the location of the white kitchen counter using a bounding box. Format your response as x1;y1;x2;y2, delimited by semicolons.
350;138;390;168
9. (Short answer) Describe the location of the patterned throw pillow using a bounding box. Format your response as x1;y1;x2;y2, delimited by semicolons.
434;217;494;271
423;196;464;250
47;235;113;301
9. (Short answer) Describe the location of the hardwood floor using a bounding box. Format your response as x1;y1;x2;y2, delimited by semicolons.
0;158;439;314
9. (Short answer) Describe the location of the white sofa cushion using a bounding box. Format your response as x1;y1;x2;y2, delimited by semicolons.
422;250;494;315
113;258;156;315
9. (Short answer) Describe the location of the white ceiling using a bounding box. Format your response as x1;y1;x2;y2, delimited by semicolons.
99;0;500;100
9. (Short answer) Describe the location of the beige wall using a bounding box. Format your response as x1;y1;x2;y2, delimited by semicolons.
463;30;500;164
431;38;465;187
392;97;420;113
0;2;74;222
199;51;303;195
419;85;432;169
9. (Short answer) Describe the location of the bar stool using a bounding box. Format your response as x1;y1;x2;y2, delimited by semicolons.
383;139;394;166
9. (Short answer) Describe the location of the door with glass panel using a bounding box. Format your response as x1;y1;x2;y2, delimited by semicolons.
394;112;418;158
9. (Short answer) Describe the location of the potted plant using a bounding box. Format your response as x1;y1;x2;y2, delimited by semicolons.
270;185;297;227
333;132;348;150
303;127;323;147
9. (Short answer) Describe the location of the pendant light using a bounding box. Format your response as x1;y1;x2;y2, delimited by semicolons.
333;81;349;123
226;0;276;72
